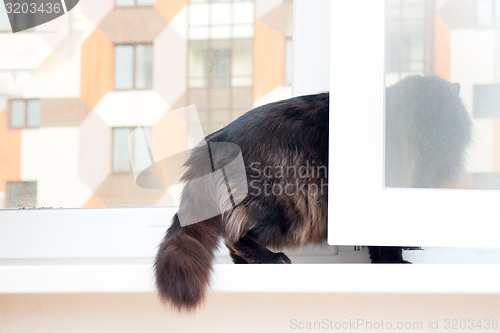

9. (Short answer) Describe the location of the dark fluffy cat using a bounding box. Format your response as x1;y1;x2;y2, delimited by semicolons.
155;75;472;311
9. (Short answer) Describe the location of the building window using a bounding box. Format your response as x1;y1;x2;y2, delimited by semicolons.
189;44;232;87
187;0;254;89
115;0;154;7
188;39;253;134
187;0;255;134
476;0;500;28
9;99;41;129
113;127;152;173
188;40;252;88
208;47;231;87
474;84;500;117
114;44;153;90
6;181;37;208
385;0;434;77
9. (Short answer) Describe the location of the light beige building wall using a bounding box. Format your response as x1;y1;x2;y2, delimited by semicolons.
1;293;500;332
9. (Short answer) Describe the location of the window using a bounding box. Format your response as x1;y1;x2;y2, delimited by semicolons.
476;0;500;27
9;99;40;129
188;40;251;88
112;127;152;173
474;84;500;117
0;0;298;267
114;44;153;90
0;1;292;211
385;0;434;80
292;0;329;96
328;0;500;248
187;0;256;134
3;0;500;295
210;48;231;86
5;181;37;208
115;0;154;7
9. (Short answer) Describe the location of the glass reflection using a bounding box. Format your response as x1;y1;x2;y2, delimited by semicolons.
385;0;500;190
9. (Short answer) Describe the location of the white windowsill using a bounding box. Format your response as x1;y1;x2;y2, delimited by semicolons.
2;207;500;295
2;263;500;294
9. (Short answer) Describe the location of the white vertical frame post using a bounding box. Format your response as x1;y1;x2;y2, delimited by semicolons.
292;0;331;96
328;0;500;248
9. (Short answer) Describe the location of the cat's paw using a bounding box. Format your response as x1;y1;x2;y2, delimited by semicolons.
230;253;249;264
273;252;292;264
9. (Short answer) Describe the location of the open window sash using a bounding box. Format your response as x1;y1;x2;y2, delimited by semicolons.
328;0;500;248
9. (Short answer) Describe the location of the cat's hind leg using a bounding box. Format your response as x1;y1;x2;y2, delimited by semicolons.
226;233;291;264
368;246;410;263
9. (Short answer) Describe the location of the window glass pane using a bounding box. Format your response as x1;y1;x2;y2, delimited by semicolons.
135;44;153;89
137;0;154;6
210;25;232;39
133;127;151;155
24;182;37;207
232;2;254;24
6;182;23;208
113;128;132;172
231;39;252;86
27;100;40;127
10;100;25;128
211;3;231;25
189;4;210;26
131;127;152;172
114;45;134;90
210;48;231;86
385;0;500;190
474;85;500;117
6;182;37;208
0;0;292;209
232;25;254;39
476;0;493;27
116;0;135;7
189;26;210;40
188;40;210;87
385;3;425;76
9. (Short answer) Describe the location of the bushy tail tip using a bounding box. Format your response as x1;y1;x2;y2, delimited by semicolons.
154;214;222;311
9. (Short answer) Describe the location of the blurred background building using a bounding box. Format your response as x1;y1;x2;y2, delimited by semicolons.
0;0;293;208
1;0;499;209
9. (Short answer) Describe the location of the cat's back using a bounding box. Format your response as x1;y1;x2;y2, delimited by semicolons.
208;92;330;162
181;93;329;183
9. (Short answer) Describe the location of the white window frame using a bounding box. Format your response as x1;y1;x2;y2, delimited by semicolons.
328;0;500;248
0;0;332;265
2;0;500;295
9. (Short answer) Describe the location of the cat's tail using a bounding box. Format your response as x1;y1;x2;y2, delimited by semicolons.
154;212;223;311
154;134;241;311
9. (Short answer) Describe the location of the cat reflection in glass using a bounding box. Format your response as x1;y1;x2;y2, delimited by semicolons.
155;75;472;311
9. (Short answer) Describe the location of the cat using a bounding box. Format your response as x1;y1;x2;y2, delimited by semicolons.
154;75;472;311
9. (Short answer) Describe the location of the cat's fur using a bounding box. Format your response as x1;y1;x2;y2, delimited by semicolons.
155;75;472;311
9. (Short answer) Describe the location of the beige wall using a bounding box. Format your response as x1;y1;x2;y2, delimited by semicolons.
1;293;500;332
